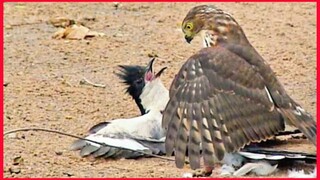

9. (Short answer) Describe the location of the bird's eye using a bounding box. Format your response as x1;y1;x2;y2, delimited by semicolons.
186;23;193;30
135;78;143;84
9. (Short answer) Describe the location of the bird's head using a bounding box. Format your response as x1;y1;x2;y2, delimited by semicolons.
182;5;249;47
116;58;167;115
144;57;167;83
140;58;169;113
116;64;146;115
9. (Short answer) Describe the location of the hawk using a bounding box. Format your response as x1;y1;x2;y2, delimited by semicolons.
162;5;316;172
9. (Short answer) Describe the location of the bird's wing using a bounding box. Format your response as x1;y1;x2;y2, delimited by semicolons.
240;147;316;161
162;47;286;169
224;44;316;145
71;111;165;159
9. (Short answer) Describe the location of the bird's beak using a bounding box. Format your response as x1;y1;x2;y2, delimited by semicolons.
155;67;167;78
185;35;193;44
145;58;155;81
146;57;155;73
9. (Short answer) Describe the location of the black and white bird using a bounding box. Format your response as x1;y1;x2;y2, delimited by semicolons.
70;58;169;159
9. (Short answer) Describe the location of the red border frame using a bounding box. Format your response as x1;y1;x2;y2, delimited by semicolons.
1;1;4;179
1;1;318;179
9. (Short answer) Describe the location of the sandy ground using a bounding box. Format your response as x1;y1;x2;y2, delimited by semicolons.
3;2;316;178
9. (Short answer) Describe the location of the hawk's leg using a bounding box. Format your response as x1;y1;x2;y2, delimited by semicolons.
192;166;214;177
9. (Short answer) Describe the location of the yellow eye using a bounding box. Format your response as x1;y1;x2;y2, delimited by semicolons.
185;23;193;30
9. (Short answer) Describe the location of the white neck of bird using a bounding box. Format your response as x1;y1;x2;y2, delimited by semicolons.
140;78;169;112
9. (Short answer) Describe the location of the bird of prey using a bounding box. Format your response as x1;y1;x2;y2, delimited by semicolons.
162;5;316;174
70;58;169;159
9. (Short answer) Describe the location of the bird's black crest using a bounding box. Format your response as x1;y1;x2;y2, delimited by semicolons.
115;65;146;115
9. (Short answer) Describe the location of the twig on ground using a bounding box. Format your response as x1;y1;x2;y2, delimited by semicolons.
5;21;43;28
79;77;106;88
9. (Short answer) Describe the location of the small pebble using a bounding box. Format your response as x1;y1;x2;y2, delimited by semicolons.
13;156;23;165
8;133;17;139
55;151;63;156
182;172;193;178
63;172;73;177
9;167;21;174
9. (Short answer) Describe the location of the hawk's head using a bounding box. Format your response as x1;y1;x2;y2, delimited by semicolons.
182;5;249;47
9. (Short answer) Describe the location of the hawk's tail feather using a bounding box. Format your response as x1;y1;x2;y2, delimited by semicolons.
281;108;316;145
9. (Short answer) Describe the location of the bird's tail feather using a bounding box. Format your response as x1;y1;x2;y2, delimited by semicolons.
70;135;151;159
136;140;166;155
281;108;316;146
240;147;316;162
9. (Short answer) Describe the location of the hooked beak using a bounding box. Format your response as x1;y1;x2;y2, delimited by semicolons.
185;35;193;44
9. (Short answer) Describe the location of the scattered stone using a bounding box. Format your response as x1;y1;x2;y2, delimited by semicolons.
148;170;154;173
49;17;76;28
55;151;63;156
63;172;73;177
113;2;120;10
52;24;105;40
5;25;13;29
81;17;96;22
8;133;17;139
285;23;294;27
65;115;73;120
9;167;21;174
147;52;158;58
182;172;193;178
13;156;24;165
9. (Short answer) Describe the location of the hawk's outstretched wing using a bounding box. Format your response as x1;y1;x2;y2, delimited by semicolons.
162;46;287;169
223;43;316;145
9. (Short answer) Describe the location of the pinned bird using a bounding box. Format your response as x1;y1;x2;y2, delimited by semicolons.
70;58;169;159
162;5;316;175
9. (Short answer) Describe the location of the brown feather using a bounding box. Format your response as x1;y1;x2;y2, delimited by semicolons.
188;118;201;169
280;108;316;145
174;110;190;168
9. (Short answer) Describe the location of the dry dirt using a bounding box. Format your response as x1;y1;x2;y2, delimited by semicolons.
3;2;316;178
